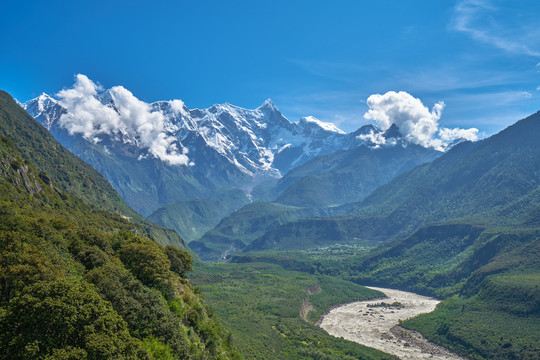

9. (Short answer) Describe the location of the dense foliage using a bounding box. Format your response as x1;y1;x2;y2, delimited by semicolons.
403;290;540;360
0;144;238;359
0;279;148;359
0;90;189;252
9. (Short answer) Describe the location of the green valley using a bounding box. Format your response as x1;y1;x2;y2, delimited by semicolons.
148;189;250;243
190;262;396;360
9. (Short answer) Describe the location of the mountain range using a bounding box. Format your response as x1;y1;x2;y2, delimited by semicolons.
248;110;540;251
24;92;362;205
22;81;444;246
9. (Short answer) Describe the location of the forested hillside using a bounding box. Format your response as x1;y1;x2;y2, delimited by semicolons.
190;262;396;360
0;91;239;359
0;90;188;251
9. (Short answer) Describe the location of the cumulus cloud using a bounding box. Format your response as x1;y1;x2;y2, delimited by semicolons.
363;91;478;151
363;91;445;147
438;127;479;142
57;74;189;165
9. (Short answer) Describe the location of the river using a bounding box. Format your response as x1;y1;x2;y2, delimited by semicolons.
318;286;466;360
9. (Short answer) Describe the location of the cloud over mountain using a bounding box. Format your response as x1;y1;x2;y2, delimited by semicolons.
363;91;478;150
57;74;189;165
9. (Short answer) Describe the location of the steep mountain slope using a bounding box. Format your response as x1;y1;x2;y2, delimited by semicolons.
1;91;129;215
274;131;440;207
147;188;250;243
0;90;186;250
0;91;240;359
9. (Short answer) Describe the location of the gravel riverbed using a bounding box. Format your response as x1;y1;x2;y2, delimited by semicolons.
318;286;466;360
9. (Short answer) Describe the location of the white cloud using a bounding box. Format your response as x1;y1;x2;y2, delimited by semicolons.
169;99;187;115
57;74;189;165
363;91;478;150
438;127;479;142
357;130;386;148
364;91;444;148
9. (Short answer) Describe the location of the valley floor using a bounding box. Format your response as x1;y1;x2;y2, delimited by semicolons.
319;286;466;360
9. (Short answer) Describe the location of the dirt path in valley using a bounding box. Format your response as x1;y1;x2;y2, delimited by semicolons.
318;286;466;360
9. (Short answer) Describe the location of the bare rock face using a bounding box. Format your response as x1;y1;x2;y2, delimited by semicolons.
0;155;42;195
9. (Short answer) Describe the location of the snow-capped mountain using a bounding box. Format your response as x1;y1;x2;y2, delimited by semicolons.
24;91;365;180
21;78;430;219
23;93;66;130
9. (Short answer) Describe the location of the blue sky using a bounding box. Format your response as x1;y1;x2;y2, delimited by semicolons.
1;0;540;135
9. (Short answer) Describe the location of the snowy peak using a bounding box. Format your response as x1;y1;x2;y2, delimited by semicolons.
297;116;346;134
352;124;378;136
30;93;58;113
21;88;386;179
257;98;278;112
22;77;432;185
353;123;407;148
22;93;63;130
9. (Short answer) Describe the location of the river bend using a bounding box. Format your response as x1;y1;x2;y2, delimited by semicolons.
319;286;466;360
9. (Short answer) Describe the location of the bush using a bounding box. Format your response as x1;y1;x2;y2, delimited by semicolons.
164;245;193;277
119;241;171;287
0;279;148;359
85;263;190;358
